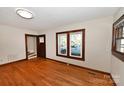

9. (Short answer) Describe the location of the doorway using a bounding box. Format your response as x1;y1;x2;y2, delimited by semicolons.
25;34;37;59
25;34;46;59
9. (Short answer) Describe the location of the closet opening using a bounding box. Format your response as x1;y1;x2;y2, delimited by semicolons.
25;34;37;59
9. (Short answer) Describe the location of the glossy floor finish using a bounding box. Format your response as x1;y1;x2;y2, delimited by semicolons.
0;58;114;86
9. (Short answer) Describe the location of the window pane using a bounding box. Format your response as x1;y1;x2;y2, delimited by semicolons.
69;32;82;58
123;26;124;37
120;39;124;52
118;28;122;38
120;48;124;52
121;39;124;44
116;39;124;53
116;39;121;52
58;34;67;55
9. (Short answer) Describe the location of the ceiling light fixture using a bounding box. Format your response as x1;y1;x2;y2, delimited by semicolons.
16;8;33;19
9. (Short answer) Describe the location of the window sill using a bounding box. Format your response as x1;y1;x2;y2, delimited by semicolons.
112;51;124;61
57;54;85;61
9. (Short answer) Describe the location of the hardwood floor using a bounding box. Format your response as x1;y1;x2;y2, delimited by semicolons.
0;58;114;86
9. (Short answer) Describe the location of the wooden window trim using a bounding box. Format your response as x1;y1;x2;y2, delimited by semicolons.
112;14;124;61
56;29;85;61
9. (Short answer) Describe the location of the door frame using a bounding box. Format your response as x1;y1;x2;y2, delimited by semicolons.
25;34;38;60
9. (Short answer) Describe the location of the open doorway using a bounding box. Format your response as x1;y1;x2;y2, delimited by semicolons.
25;34;37;59
25;34;46;60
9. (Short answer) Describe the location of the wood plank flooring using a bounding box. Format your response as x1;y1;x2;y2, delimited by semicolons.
0;58;114;86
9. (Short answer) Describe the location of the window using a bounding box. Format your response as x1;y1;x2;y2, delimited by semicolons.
69;31;82;58
58;33;67;56
112;14;124;61
56;29;85;61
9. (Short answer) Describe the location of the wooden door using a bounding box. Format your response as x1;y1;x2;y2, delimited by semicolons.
37;35;46;58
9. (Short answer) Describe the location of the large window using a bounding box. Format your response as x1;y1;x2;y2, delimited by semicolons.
58;33;67;56
56;29;85;61
112;14;124;61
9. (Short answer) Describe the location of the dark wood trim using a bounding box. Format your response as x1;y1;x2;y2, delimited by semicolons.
46;57;110;75
0;59;26;67
56;29;85;61
25;34;37;37
113;14;124;25
25;34;28;59
25;34;38;59
111;24;114;51
44;35;46;58
37;36;39;58
83;30;85;61
56;33;59;57
112;14;124;61
56;29;85;34
67;32;70;57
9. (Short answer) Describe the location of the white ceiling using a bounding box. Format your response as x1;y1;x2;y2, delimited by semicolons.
0;7;119;31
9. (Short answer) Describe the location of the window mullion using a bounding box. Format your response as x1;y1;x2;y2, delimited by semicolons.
67;32;70;57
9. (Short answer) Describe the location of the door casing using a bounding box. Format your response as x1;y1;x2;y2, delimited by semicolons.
25;34;46;59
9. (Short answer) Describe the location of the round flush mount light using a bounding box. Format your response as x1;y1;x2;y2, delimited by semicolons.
16;8;33;19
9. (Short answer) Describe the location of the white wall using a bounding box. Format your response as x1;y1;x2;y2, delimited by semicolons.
0;25;38;65
111;8;124;86
39;16;113;73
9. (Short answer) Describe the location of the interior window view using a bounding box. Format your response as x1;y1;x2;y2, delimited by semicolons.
0;7;124;86
70;31;82;57
56;29;85;60
112;15;124;61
